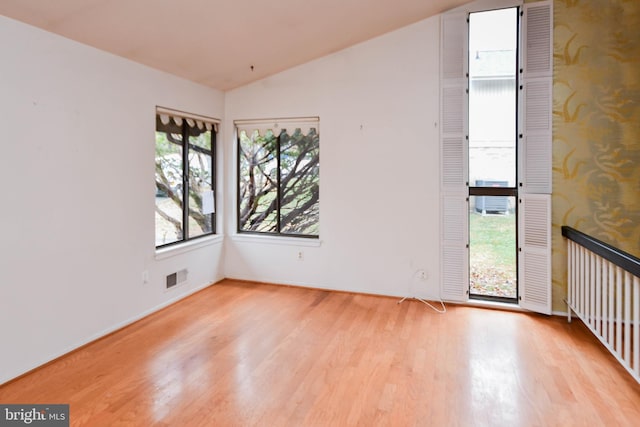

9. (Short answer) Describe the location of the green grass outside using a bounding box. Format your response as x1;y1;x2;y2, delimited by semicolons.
469;211;517;298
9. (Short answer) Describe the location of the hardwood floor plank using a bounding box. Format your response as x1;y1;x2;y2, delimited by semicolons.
1;279;639;426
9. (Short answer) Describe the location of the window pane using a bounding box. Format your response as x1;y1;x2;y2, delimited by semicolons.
469;195;517;298
189;125;212;150
468;8;518;188
238;130;278;232
155;130;184;246
280;128;320;235
187;128;213;238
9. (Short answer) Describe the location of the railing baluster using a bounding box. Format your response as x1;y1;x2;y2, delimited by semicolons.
616;266;623;356
596;255;602;336
589;251;594;328
575;245;581;314
568;241;574;322
580;247;585;322
608;260;615;349
624;272;631;368
634;276;639;376
602;260;608;343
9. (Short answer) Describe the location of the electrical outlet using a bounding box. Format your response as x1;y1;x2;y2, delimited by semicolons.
418;270;428;281
297;251;304;261
142;270;149;284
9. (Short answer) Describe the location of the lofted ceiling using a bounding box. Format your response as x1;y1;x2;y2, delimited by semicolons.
0;0;468;91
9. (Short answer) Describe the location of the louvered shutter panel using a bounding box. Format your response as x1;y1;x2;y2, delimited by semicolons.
442;196;467;301
520;0;553;195
522;1;553;79
522;77;552;194
519;194;551;314
517;1;553;315
440;12;468;302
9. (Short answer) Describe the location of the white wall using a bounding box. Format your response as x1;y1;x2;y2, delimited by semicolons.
224;17;442;299
0;11;443;384
0;16;225;384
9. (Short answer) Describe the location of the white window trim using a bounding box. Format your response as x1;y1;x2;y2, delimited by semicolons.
449;0;522;14
155;234;224;260
156;106;221;130
230;233;322;247
235;116;319;137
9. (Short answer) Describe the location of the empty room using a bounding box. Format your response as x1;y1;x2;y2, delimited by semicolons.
1;0;639;425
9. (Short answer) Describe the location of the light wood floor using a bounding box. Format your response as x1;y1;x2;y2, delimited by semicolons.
1;279;639;426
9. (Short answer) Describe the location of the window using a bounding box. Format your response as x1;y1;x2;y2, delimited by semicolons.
468;8;519;302
440;0;553;314
155;108;218;248
236;118;320;237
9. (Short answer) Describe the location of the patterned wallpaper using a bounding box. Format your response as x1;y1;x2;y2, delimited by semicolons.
552;0;640;311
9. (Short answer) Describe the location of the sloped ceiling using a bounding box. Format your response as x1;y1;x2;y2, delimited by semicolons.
0;0;468;91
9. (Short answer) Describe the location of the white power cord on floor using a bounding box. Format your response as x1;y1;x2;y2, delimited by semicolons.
397;269;447;313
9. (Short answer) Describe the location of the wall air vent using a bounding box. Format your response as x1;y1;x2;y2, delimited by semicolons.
166;269;188;289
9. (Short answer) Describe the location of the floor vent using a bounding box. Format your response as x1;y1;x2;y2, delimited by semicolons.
166;269;188;289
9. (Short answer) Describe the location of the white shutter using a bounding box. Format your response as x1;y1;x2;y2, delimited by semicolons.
442;11;466;79
519;194;551;314
518;1;552;314
522;1;553;79
442;196;468;301
442;136;465;188
520;1;553;194
521;77;552;194
440;12;468;302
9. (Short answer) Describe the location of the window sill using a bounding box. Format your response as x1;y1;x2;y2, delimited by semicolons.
231;233;322;247
155;234;224;260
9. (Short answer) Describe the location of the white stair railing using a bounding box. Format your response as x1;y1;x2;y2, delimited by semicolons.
563;226;639;384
